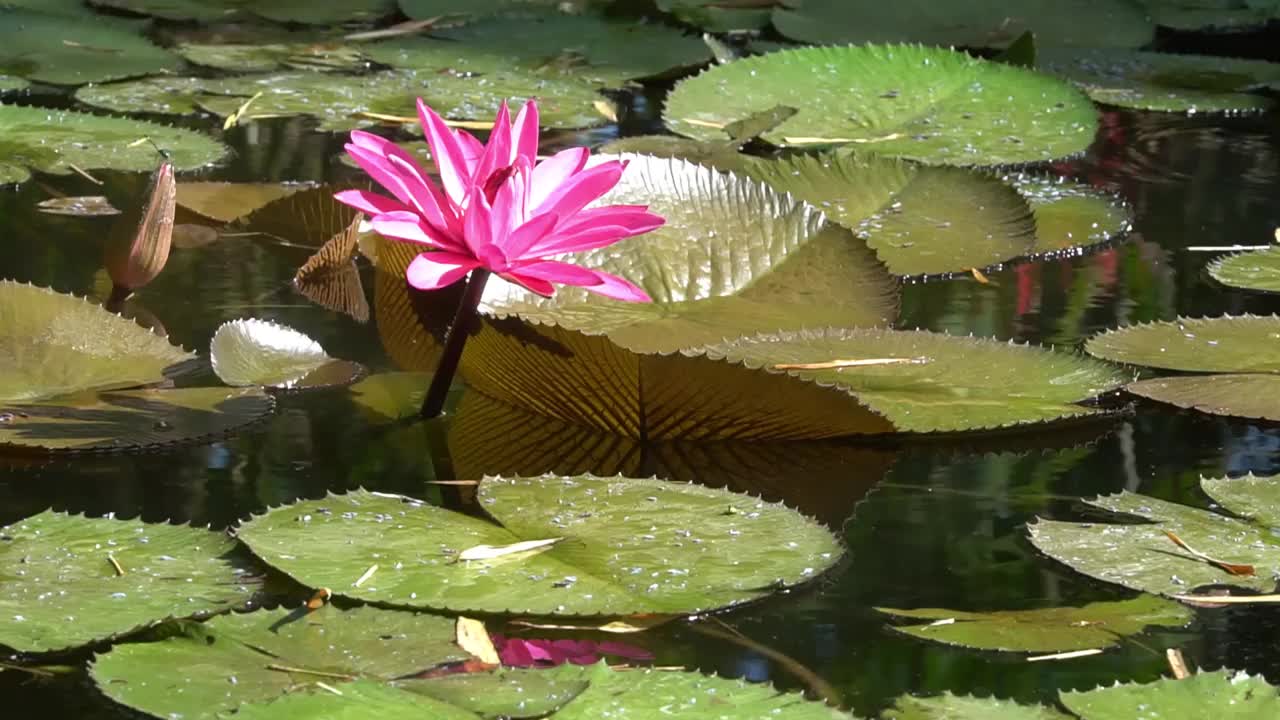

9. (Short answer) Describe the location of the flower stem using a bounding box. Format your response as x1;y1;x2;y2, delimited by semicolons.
420;268;490;419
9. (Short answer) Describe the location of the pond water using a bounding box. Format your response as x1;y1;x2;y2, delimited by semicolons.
3;44;1280;720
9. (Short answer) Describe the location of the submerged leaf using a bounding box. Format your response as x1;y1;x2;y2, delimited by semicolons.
236;478;842;615
0;510;255;653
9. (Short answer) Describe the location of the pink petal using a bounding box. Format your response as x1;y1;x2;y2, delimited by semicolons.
533;160;625;220
528;147;589;211
499;271;555;297
523;210;664;257
503;211;559;259
333;188;409;216
345;144;418;209
462;188;495;260
370;211;463;251
405;251;481;290
486;162;529;249
581;269;651;302
417;98;473;205
551;205;662;236
457;131;485;171
509;100;540;166
472;101;512;188
385;152;457;234
596;641;655;660
509;260;607;287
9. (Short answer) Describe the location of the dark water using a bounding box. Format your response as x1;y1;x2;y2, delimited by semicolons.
2;96;1280;716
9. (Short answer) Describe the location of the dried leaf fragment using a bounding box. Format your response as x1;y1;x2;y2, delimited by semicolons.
456;537;562;562
1162;530;1255;576
455;617;501;666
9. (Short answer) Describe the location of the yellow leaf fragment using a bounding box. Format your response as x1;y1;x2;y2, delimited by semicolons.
457;537;562;562
1026;648;1104;662
510;615;675;634
223;91;264;129
456;617;501;665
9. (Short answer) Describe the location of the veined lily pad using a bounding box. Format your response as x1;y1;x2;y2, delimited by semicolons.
877;595;1192;653
595;135;752;173
1039;48;1280;113
89;0;394;24
0;281;192;403
1028;473;1280;598
178;41;367;74
1060;670;1280;718
0;509;255;653
1210;246;1280;292
665;44;1098;166
293;214;369;323
885;693;1071;720
236;478;842;615
176;182;310;224
210;318;364;391
74;76;210;117
0;104;228;185
0;387;275;453
0;7;180;86
772;0;1153;49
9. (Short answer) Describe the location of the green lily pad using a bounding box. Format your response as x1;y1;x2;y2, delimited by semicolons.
1060;670;1280;719
349;372;431;423
1210;246;1280;292
1140;0;1280;33
665;44;1099;166
89;0;394;23
231;681;482;720
210;318;364;391
1125;374;1280;421
178;42;368;73
885;693;1071;720
1039;48;1280;113
236;478;842;615
702;328;1127;433
0;75;28;93
0;103;228;184
0;509;255;653
397;0;603;18
1004;173;1133;254
0;281;192;403
0;387;276;453
74;76;210;117
877;595;1192;653
1028;473;1280;598
475;153;898;354
594;135;752;173
0;7;180;86
1085;315;1280;372
772;0;1153;49
656;0;779;31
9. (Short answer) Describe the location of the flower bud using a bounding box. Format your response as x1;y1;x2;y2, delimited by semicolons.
105;161;176;299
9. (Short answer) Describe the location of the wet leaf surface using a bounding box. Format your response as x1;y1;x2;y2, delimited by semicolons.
885;693;1072;719
1086;315;1280;373
1210;246;1280;293
1059;669;1280;718
0;7;179;86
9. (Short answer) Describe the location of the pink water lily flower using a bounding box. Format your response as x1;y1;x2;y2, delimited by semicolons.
335;98;663;301
491;634;654;668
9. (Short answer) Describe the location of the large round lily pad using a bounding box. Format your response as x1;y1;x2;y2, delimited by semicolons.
1086;314;1280;373
1039;48;1280;113
236;477;842;615
1005;173;1132;254
0;281;192;403
1210;246;1280;292
1029;474;1280;598
772;0;1153;50
0;509;255;653
1060;670;1280;718
1140;1;1280;33
656;0;777;31
0;7;180;86
665;44;1099;166
1124;374;1280;421
0;76;30;93
0;104;228;185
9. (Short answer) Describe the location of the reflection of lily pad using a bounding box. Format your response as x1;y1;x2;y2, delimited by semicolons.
0;7;180;86
1039;48;1280;113
210;318;363;391
1210;246;1280;292
0;387;275;453
878;595;1192;653
665;44;1098;166
1060;670;1280;718
885;693;1071;720
0;103;228;184
0;509;255;653
772;0;1153;49
1029;474;1280;598
236;477;842;615
0;281;192;403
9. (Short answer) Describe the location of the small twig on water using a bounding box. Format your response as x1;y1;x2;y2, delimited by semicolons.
690;621;843;706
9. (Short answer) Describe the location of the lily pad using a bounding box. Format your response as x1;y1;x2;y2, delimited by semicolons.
0;76;29;93
178;42;368;74
0;103;228;184
0;7;180;86
1125;374;1280;421
210;318;364;391
230;681;482;720
595;135;753;173
877;595;1192;653
1086;314;1280;372
1140;1;1280;33
1210;246;1280;292
89;0;394;24
74;76;210;117
0;281;192;404
1060;670;1280;718
665;44;1099;166
1039;48;1280;113
176;182;310;224
235;477;842;615
293;216;370;323
0;509;255;653
885;693;1071;720
0;387;275;453
397;0;602;18
771;0;1153;49
1004;173;1132;254
1028;473;1280;598
656;0;779;31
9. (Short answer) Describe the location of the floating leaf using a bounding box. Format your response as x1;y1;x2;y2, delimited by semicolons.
397;0;603;19
0;75;29;93
210;318;363;391
1004;173;1132;254
1059;670;1280;718
877;596;1192;653
1209;246;1280;293
594;135;753;173
1028;474;1280;598
0;103;228;185
885;693;1072;720
0;7;180;86
236;477;842;615
656;0;778;32
293;215;369;323
0;387;275;453
1039;48;1280;113
89;0;394;24
772;0;1152;49
1086;315;1280;373
0;281;192;403
74;76;208;117
1140;1;1280;33
231;681;481;720
0;509;255;653
176;182;309;224
178;41;367;74
1125;374;1280;421
665;44;1098;166
349;372;431;423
